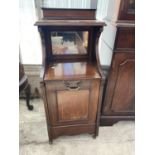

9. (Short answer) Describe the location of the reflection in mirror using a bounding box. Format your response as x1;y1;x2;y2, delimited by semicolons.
51;31;88;55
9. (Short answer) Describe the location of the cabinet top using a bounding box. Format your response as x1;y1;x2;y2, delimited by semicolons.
44;62;100;81
35;20;105;27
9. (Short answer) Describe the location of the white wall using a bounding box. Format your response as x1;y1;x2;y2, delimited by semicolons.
96;0;109;20
96;0;111;66
96;0;120;66
99;21;116;66
43;0;91;8
19;0;42;64
106;0;121;22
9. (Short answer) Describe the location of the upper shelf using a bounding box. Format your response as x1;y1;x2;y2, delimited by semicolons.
35;20;105;27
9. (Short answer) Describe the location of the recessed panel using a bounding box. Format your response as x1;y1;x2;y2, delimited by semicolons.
111;60;135;112
57;90;89;122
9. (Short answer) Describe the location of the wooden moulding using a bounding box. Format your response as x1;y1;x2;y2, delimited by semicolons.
42;8;96;20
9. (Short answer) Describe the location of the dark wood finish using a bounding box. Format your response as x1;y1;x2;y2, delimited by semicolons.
101;51;135;125
118;0;135;21
102;52;135;115
100;115;134;126
42;8;96;20
44;62;100;81
35;16;105;142
35;20;105;26
40;82;53;140
19;62;33;110
35;22;105;66
19;62;24;81
49;124;95;139
100;0;135;126
45;79;100;127
57;90;89;121
114;26;135;50
25;84;33;110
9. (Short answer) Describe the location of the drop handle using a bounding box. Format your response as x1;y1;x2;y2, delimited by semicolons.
66;86;80;91
64;81;81;91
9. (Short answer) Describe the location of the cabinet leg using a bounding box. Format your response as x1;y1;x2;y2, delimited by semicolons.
93;123;99;139
25;84;33;110
93;134;97;139
48;139;53;144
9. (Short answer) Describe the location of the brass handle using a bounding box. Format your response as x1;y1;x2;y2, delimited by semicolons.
64;81;81;91
66;86;80;91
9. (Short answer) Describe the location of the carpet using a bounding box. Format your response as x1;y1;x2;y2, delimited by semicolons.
19;99;135;155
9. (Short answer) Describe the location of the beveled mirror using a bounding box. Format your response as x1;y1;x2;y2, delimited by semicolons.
51;31;89;55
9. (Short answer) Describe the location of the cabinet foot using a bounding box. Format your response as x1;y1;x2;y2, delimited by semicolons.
93;134;97;139
25;84;33;111
48;140;53;144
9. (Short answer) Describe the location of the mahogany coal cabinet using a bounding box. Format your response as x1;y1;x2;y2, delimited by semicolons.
35;8;105;142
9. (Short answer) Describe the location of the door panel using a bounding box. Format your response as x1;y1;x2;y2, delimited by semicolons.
57;90;89;121
46;80;100;126
111;59;135;112
102;52;135;115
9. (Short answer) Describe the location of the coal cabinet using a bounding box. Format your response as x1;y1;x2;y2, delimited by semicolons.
35;9;105;142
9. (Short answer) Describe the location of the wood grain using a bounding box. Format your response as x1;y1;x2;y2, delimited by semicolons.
114;27;135;50
35;20;105;26
102;52;135;116
45;79;100;126
44;62;101;81
42;8;96;20
57;90;89;121
118;0;135;21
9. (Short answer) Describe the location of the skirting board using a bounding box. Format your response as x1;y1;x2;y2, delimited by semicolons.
100;115;135;126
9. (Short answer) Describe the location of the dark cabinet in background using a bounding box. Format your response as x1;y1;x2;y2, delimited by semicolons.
118;0;135;20
100;0;135;125
102;52;135;116
114;27;135;50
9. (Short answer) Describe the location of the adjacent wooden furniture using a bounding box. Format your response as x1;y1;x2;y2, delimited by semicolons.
19;57;33;111
35;9;105;142
118;0;135;21
100;0;135;125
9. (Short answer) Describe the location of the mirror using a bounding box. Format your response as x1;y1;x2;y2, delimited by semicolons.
51;31;89;55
